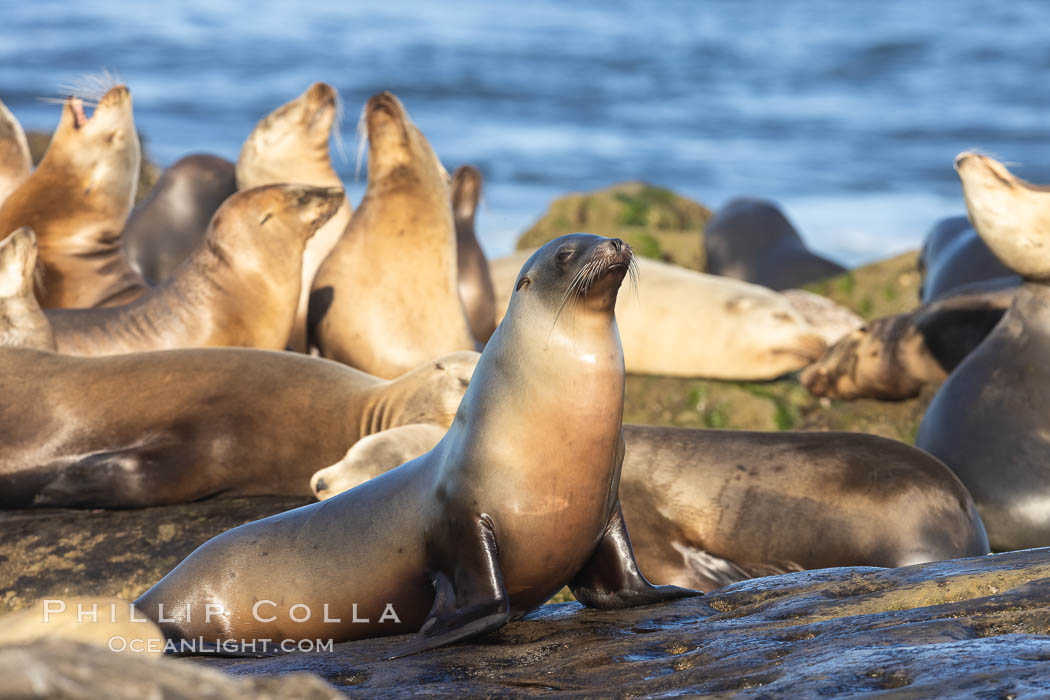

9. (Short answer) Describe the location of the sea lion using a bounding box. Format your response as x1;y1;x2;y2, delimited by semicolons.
309;91;476;378
703;197;846;290
0;344;478;508
0;227;54;351
918;215;1016;302
312;422;989;592
0;598;164;656
451;165;496;344
136;234;696;656
0;99;32;205
0;85;145;309
237;82;351;351
491;250;826;380
121;154;237;284
0;184;344;355
780;288;864;346
801;284;1013;400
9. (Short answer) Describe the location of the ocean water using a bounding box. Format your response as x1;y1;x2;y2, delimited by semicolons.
2;0;1049;265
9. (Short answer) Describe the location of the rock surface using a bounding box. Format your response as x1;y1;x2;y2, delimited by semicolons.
195;548;1050;697
517;181;712;271
805;250;921;320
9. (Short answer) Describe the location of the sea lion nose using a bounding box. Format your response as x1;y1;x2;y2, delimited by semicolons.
954;152;974;170
314;478;327;493
610;238;624;253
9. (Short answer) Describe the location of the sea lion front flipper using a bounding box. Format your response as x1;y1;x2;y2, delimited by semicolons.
387;513;510;659
570;502;701;609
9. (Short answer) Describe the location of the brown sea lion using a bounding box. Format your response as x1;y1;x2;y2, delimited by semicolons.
136;234;696;657
451;165;496;344
121;154;237;285
309;91;476;378
801;284;1013;400
312;421;989;592
1;184;344;355
0;85;145;309
0;342;478;508
0;99;32;205
917;153;1050;551
703;197;846;290
237;82;351;351
918;215;1016;303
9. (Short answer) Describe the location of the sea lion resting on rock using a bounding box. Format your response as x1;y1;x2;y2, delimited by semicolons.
703;197;846;290
0;84;145;309
137;234;697;656
451;165;497;344
801;284;1013;400
1;184;344;355
491;251;828;380
917;153;1050;551
0;99;32;205
312;421;989;592
238;82;352;351
918;215;1016;303
309;91;476;377
121;154;237;285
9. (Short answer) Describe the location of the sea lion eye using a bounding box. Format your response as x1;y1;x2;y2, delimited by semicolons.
555;248;573;266
516;276;532;291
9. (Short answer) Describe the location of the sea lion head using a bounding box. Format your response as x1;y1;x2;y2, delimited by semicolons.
237;82;340;189
718;291;827;374
511;233;635;320
955;151;1050;280
451;165;482;222
0;99;31;203
46;85;140;205
0;227;56;350
361;91;450;190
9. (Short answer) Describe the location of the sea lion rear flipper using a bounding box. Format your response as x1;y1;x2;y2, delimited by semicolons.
387;513;510;659
570;502;702;609
33;447;171;508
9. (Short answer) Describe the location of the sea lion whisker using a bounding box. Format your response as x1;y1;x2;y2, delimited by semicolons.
56;70;122;104
354;105;368;182
331;90;349;165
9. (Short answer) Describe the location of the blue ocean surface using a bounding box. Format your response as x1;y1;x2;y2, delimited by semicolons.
2;0;1049;265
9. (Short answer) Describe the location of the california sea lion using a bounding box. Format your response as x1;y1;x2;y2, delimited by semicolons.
0;227;54;351
0;343;477;508
451;165;496;344
309;91;476;377
703;197;846;290
491;250;826;380
801;285;1013;400
918;215;1016;303
0;185;342;355
136;234;696;656
0;99;31;205
312;422;988;591
121;154;237;285
0;597;164;656
237;82;351;351
0;85;144;308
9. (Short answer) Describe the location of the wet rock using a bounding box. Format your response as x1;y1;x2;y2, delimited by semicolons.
198;548;1050;698
518;181;712;271
0;639;340;699
0;497;311;614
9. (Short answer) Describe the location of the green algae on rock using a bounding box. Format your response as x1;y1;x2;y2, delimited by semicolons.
517;181;712;271
805;250;921;320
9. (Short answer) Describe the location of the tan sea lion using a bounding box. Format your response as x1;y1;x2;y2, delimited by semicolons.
309;91;476;378
0;99;32;205
0;184;344;355
0;85;145;309
237;82;351;351
491;250;826;380
451;165;496;344
0;598;164;656
0;343;478;508
0;227;54;350
121;154;237;284
136;234;696;657
312;421;988;592
801;284;1013;400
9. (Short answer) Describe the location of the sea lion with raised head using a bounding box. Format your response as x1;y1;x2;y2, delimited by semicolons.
0;85;144;309
0;340;478;508
703;197;846;290
801;285;1013;400
916;153;1050;551
0;99;32;205
121;154;237;284
313;421;989;592
238;82;351;351
137;234;696;656
491;250;827;380
309;91;476;377
918;215;1016;303
451;165;496;344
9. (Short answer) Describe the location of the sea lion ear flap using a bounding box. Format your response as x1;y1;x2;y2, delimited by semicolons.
915;303;1007;372
386;513;510;659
